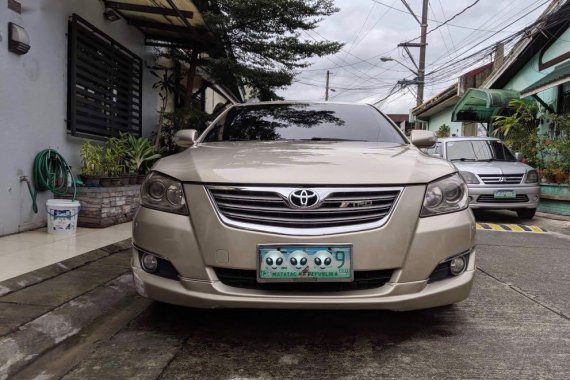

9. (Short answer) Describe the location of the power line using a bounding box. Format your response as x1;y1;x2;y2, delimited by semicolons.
347;0;398;55
426;0;543;69
428;0;481;36
370;0;515;33
437;0;456;52
426;0;552;79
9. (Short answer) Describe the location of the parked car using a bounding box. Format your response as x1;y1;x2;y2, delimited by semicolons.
132;102;475;311
426;137;539;219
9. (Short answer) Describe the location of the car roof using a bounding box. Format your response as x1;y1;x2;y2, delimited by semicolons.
437;136;501;142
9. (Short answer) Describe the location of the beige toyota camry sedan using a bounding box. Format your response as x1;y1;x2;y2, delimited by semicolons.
132;102;476;311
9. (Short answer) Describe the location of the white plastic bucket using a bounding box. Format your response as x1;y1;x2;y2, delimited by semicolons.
46;199;81;235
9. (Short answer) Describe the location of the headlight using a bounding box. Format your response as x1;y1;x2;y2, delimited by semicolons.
141;172;188;215
525;170;538;183
421;173;468;217
459;171;480;184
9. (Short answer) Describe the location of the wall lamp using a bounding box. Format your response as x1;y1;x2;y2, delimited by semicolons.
8;22;30;55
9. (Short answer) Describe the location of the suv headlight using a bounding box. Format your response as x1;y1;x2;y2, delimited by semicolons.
525;169;538;183
141;172;188;215
421;173;468;217
459;171;479;184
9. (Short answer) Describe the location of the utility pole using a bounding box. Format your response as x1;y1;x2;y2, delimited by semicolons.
417;0;428;106
395;0;428;106
325;70;330;101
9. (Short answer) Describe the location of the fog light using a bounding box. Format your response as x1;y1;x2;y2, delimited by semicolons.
141;253;158;273
468;196;474;203
533;195;539;202
449;256;467;276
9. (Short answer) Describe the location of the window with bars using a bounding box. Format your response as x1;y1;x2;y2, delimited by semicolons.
67;14;142;138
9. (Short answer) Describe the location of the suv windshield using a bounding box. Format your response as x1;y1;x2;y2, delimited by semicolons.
203;103;405;144
446;140;516;161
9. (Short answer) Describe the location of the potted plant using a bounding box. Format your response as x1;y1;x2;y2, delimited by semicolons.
553;167;567;184
542;167;555;184
79;140;103;187
101;137;125;187
125;135;161;184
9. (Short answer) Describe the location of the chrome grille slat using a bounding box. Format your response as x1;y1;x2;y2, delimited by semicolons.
217;201;393;214
478;174;523;185
325;194;398;202
223;211;389;225
207;186;402;234
209;193;283;203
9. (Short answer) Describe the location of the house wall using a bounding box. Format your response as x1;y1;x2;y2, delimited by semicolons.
0;0;158;236
426;107;464;136
204;88;229;114
503;27;570;120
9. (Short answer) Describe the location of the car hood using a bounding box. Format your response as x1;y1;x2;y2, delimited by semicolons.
452;160;533;175
152;141;455;185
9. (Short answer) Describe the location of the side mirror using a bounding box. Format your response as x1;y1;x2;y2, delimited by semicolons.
411;130;437;148
174;129;198;148
514;152;524;162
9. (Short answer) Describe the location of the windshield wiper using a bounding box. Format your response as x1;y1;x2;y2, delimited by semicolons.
308;137;363;141
450;158;476;161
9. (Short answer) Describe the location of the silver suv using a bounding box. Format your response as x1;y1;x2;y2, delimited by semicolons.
427;137;540;219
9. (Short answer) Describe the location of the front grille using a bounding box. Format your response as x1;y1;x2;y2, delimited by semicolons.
214;268;394;292
477;194;529;203
478;174;523;184
207;186;401;233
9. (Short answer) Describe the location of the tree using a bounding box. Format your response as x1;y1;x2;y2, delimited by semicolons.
199;0;343;100
493;98;541;166
436;124;450;138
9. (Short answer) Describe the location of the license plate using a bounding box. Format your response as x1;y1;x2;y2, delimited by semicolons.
494;190;516;199
258;245;352;282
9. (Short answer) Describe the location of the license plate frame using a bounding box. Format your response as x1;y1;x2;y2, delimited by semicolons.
494;190;517;199
257;244;353;283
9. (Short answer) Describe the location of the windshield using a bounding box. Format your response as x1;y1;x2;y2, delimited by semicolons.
203;103;406;144
446;140;516;161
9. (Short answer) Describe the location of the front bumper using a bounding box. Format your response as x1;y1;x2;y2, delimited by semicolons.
132;262;475;311
468;184;540;209
131;184;476;311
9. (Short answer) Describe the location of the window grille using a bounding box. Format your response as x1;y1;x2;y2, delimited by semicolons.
67;14;142;138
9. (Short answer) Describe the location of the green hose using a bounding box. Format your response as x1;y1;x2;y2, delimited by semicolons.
27;149;76;213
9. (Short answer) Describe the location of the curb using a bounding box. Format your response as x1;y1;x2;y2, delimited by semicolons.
0;239;131;297
0;273;135;379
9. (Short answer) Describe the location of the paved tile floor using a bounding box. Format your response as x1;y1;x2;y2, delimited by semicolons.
0;222;132;282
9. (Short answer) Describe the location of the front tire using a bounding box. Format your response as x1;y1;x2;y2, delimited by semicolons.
517;208;536;220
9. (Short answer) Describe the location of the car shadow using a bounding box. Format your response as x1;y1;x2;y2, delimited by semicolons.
130;301;469;346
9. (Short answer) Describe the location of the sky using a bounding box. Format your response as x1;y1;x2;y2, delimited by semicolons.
276;0;552;114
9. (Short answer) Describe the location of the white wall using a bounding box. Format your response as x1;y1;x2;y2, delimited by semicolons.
426;106;464;136
0;0;158;236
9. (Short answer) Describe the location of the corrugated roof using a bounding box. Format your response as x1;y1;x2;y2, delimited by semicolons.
451;88;520;123
520;62;570;97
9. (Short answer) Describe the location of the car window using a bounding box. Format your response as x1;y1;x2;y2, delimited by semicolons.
446;140;516;161
203;103;406;144
425;142;441;155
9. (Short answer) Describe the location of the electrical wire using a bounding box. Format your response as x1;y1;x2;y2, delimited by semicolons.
428;0;482;36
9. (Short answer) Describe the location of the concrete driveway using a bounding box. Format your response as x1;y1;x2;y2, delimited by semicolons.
2;218;569;379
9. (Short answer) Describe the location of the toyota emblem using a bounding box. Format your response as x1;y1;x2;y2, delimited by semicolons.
289;189;320;208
